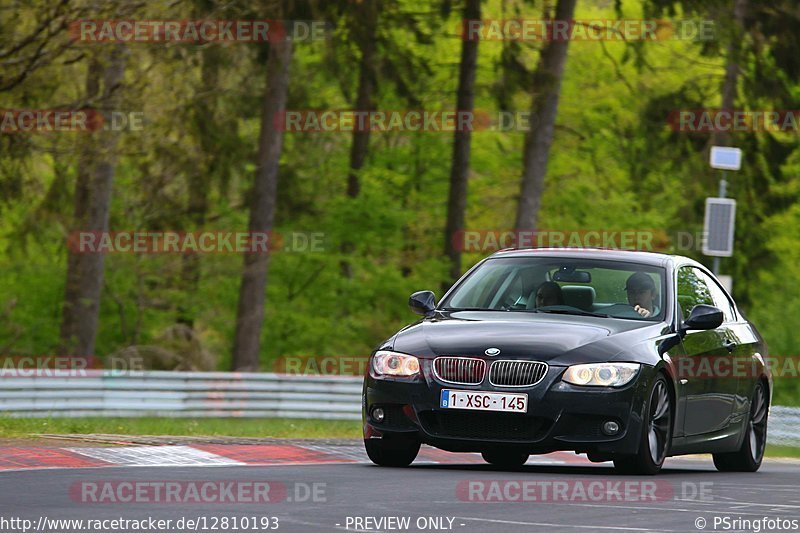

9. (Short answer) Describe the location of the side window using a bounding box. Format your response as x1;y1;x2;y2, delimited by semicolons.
696;270;736;322
676;267;713;320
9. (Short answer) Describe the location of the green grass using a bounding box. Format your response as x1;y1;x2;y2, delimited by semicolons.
0;417;362;440
765;445;800;459
3;417;799;459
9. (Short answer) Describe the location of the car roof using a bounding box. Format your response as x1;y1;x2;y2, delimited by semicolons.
487;247;687;268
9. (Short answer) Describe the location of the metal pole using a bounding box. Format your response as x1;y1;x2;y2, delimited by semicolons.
712;171;727;275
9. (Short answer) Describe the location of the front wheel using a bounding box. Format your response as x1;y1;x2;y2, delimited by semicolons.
713;381;768;472
614;375;672;475
364;434;420;467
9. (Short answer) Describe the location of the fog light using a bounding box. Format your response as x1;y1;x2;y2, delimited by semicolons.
372;407;385;423
602;421;620;435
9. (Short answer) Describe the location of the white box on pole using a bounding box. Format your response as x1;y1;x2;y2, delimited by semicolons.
702;198;737;257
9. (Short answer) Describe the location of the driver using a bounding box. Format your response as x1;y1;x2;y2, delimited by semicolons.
625;272;659;318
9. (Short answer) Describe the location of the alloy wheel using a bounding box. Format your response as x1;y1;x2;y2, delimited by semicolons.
648;379;671;465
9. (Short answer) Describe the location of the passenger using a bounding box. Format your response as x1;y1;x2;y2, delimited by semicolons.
535;281;564;308
626;272;659;318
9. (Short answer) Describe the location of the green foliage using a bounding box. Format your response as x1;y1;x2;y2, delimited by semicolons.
0;0;799;407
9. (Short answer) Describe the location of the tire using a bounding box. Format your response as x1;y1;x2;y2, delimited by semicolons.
614;374;673;475
481;450;529;468
713;381;768;473
364;434;420;467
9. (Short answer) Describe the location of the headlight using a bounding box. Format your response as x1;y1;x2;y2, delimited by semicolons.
562;363;640;387
371;351;421;378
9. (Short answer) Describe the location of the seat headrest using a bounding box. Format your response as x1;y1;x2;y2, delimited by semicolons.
561;285;596;311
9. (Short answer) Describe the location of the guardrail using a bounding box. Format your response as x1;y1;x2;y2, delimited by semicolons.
0;370;797;447
0;371;363;420
768;406;800;447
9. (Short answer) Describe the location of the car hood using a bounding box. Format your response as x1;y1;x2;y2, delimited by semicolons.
389;311;668;366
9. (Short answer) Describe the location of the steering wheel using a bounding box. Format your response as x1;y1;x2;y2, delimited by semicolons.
499;295;527;311
601;303;648;318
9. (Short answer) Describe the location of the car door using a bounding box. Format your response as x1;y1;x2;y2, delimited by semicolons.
694;269;745;426
675;266;737;436
695;269;761;421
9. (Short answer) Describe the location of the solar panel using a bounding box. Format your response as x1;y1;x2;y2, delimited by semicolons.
702;198;737;257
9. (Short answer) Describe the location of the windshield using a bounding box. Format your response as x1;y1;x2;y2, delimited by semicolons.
440;256;666;321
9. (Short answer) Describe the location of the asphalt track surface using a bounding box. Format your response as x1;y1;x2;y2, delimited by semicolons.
2;445;800;533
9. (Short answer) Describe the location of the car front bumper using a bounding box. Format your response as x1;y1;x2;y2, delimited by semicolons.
363;363;656;456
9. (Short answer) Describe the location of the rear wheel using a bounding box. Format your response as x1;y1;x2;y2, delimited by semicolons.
364;434;420;467
713;381;768;472
614;375;672;475
481;450;529;468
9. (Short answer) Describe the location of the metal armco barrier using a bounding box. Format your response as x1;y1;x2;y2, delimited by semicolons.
0;371;363;420
0;370;798;447
768;406;800;447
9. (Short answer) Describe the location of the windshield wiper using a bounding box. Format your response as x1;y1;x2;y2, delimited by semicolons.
532;308;610;318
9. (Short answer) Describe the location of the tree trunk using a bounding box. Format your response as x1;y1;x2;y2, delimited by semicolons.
710;0;747;150
231;39;293;371
346;2;381;199
59;46;127;356
341;2;381;279
178;47;219;327
444;0;481;284
514;0;577;231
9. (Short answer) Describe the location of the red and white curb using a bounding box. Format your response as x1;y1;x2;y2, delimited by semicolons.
0;443;588;472
68;445;245;467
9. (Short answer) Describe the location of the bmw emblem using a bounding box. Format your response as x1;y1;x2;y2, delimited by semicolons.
485;347;501;356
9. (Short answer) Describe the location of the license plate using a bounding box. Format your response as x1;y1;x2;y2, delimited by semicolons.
440;389;528;413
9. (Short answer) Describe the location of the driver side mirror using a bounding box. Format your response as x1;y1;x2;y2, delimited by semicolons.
409;290;436;316
682;304;723;332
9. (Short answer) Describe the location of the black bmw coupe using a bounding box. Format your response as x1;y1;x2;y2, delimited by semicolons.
362;249;771;475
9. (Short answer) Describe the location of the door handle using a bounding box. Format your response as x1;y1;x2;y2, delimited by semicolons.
723;340;736;353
